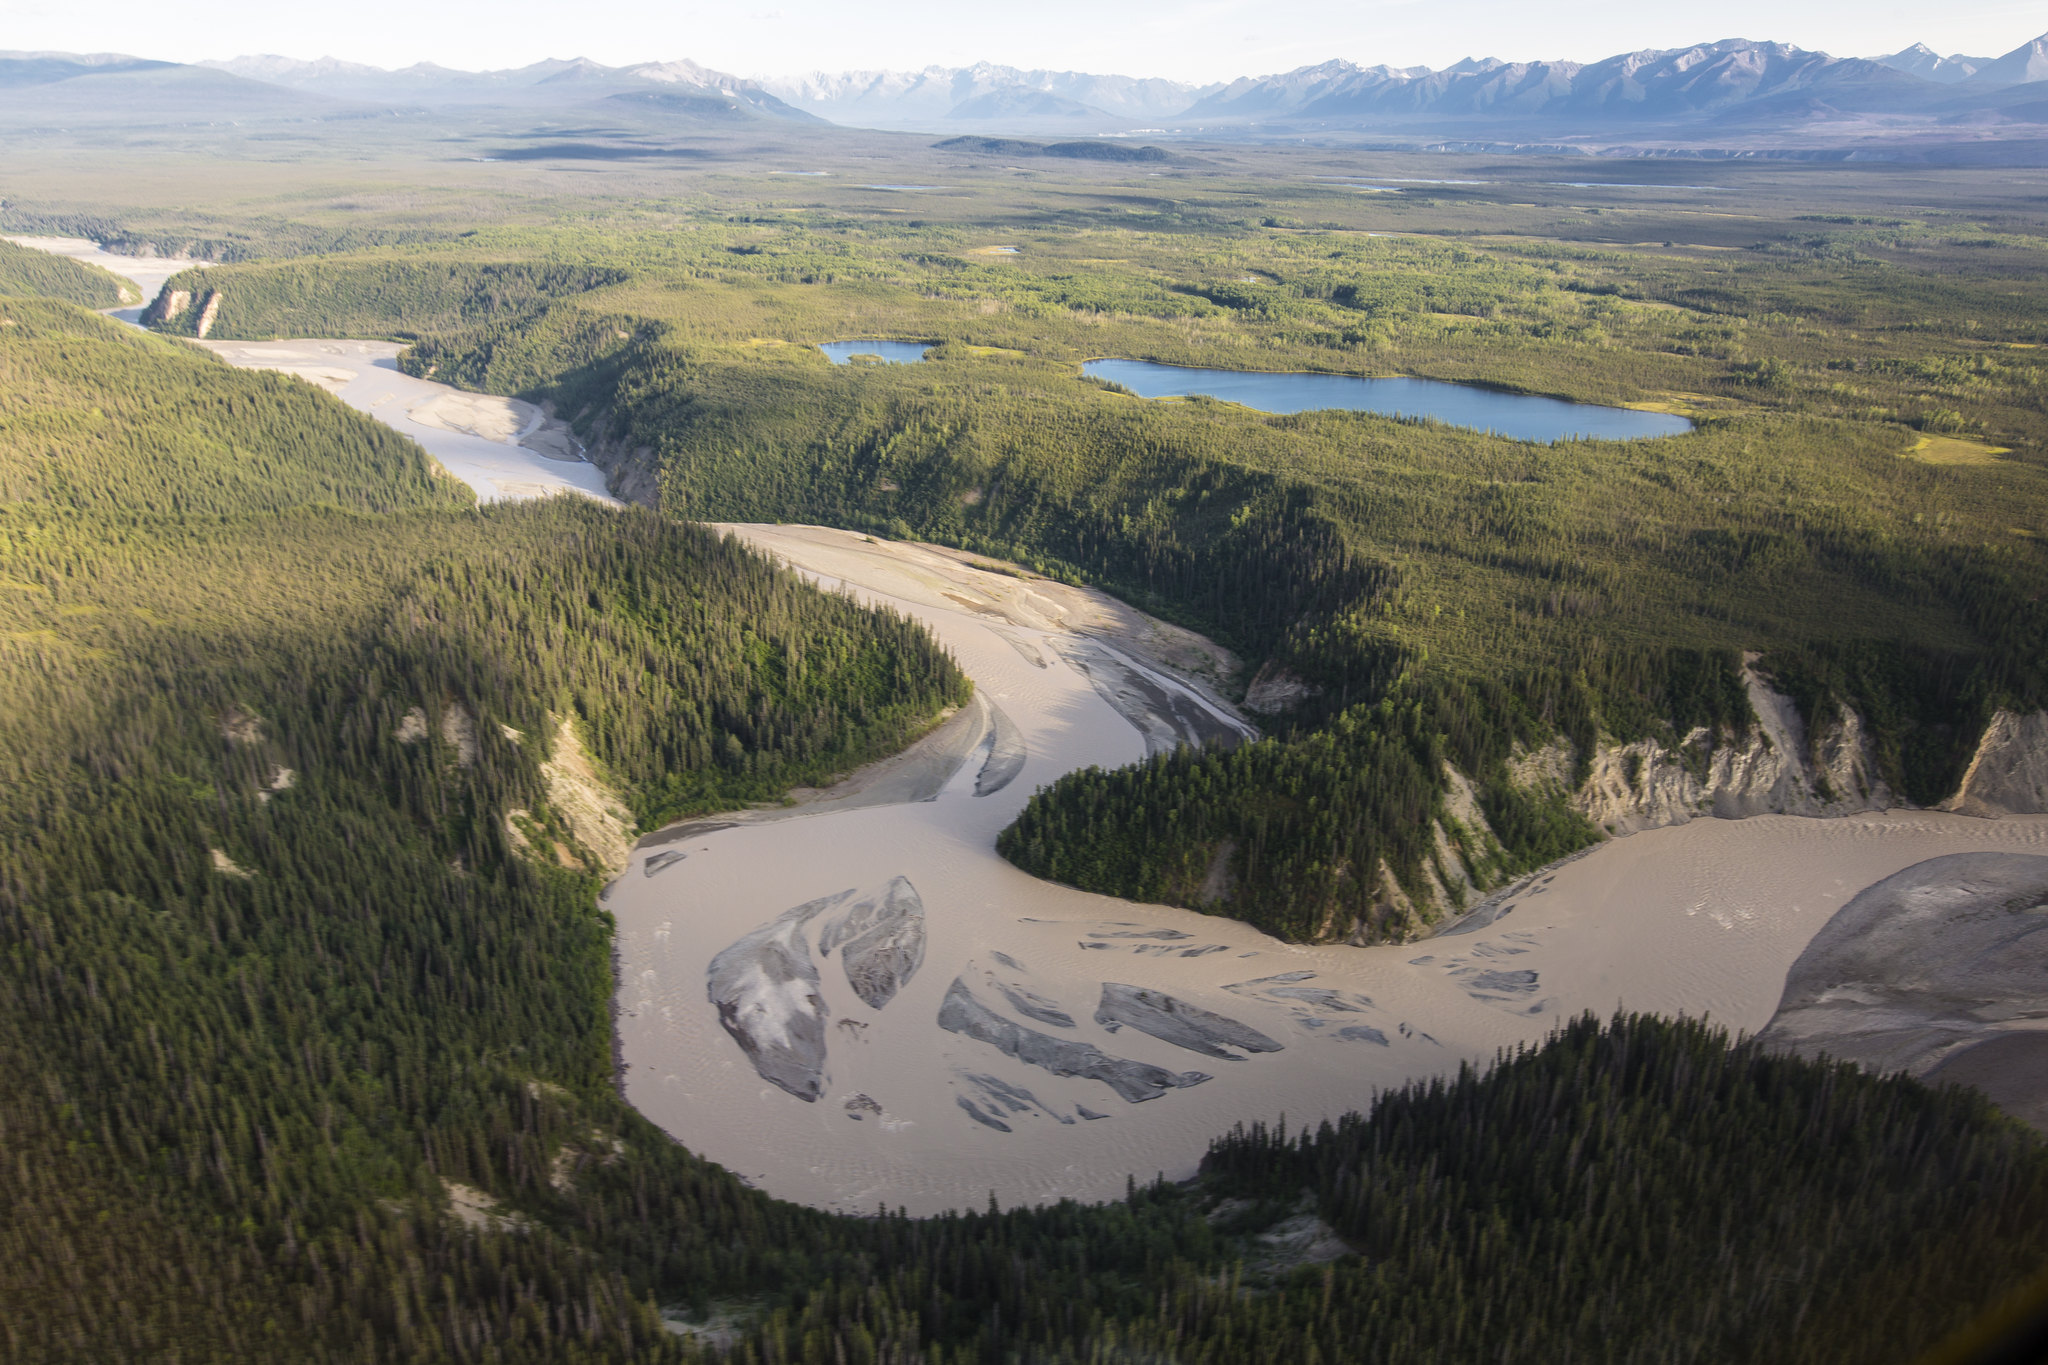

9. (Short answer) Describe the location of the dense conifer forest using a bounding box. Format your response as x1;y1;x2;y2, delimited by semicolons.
0;300;965;1358
166;207;2046;941
5;151;2047;1361
0;238;128;308
146;257;632;342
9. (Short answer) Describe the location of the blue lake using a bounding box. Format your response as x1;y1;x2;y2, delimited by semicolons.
1081;358;1692;442
820;340;932;365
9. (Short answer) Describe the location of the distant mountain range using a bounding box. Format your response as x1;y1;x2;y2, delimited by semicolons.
1873;43;1991;84
6;33;2048;160
756;64;1214;128
760;34;2048;158
0;49;354;124
0;47;822;140
203;34;2048;142
199;53;817;122
1168;36;2048;130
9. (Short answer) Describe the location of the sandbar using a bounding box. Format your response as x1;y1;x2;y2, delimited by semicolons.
193;339;617;505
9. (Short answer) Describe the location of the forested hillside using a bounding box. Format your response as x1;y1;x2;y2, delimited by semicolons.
0;278;2042;1364
147;256;631;340
216;210;2048;942
0;238;129;307
1190;1014;2048;1365
1;301;452;514
0;300;961;1358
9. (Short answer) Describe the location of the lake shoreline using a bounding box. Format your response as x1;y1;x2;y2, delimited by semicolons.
1082;355;1693;441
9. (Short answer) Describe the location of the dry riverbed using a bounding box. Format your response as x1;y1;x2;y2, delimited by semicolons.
193;339;615;504
19;226;2033;1211
4;234;198;323
610;525;2048;1215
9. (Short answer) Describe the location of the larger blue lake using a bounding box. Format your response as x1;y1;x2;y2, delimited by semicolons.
1082;358;1691;442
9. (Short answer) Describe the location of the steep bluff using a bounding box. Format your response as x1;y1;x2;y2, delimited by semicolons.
581;417;659;508
1336;763;1510;944
1942;710;2048;817
139;285;221;336
138;286;190;328
1558;700;2048;837
503;713;637;876
1387;668;2048;942
1556;656;1896;836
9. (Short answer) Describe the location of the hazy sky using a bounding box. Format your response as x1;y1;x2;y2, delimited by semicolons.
4;0;2041;82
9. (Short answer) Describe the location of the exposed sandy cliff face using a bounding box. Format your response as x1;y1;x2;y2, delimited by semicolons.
1569;695;2048;837
140;286;221;335
1524;657;1895;838
1337;763;1509;944
139;287;190;327
1412;669;2047;936
538;715;636;873
1943;710;2048;817
580;418;661;507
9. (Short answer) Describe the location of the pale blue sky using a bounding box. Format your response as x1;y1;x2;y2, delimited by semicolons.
2;0;2040;83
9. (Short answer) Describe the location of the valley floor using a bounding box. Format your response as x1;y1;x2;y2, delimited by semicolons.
608;524;2048;1213
30;235;2035;1215
2;234;618;502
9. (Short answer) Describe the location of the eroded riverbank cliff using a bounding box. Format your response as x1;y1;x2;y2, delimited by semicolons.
1373;661;2048;944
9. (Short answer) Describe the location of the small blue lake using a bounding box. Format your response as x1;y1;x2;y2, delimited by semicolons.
820;340;932;365
1081;358;1691;442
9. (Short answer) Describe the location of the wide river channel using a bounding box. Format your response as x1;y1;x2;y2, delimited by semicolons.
28;237;2043;1214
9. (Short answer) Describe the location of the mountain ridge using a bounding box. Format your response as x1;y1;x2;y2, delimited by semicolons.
15;33;2048;154
194;33;2048;142
754;62;1218;127
1873;42;1989;83
198;51;818;121
1966;35;2048;87
1172;37;2034;128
